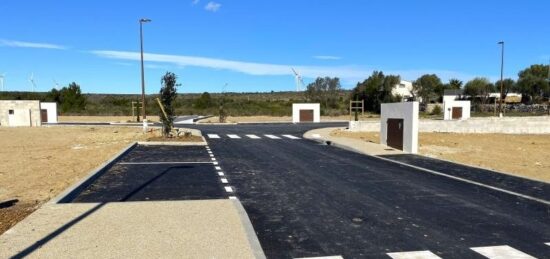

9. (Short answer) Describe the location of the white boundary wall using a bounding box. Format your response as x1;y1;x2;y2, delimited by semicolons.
292;103;320;123
380;102;419;153
443;100;470;120
40;102;58;123
349;116;550;134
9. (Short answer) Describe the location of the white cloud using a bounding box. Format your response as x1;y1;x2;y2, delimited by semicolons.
204;1;221;12
192;0;200;5
313;55;341;60
91;49;479;85
0;39;66;50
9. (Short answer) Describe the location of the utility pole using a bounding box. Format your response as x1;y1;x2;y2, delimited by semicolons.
498;41;504;117
139;18;151;121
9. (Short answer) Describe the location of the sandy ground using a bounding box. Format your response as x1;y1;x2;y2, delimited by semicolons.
0;126;196;234
331;129;550;183
198;115;378;123
59;116;160;123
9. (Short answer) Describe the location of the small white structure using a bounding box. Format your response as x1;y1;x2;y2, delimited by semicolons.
40;102;58;123
292;103;320;123
0;100;58;127
443;100;470;120
391;80;415;101
380;102;419;153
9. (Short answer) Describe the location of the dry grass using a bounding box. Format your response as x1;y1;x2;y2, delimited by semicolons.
330;130;550;183
59;116;160;123
197;115;378;123
0;126;149;234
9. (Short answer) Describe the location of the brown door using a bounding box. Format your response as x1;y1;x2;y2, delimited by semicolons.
299;109;314;122
452;107;462;119
40;109;48;123
387;118;404;150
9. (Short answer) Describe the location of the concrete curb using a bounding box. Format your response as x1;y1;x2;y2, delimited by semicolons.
49;142;138;204
231;200;266;259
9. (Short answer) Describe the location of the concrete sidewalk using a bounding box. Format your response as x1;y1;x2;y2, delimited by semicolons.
303;127;404;156
0;200;264;259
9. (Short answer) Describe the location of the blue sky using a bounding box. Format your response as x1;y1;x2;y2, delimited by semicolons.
0;0;549;94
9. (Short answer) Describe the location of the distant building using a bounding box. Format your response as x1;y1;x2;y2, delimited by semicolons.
444;89;522;103
0;100;57;127
391;80;415;101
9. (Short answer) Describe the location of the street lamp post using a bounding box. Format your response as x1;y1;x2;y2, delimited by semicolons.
140;18;151;121
498;41;504;117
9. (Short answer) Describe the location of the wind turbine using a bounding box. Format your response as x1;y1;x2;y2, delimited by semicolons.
29;73;37;92
291;68;305;92
0;73;5;91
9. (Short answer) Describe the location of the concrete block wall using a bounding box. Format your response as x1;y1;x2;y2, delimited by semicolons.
0;100;42;127
348;116;550;134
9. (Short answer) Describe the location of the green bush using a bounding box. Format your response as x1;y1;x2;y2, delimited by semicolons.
431;105;442;115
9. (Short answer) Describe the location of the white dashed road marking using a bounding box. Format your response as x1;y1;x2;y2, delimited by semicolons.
246;134;261;139
207;134;220;139
387;250;442;259
213;162;218;165
227;134;241;139
224;186;233;192
221;178;228;183
215;166;221;170
470;245;536;259
218;172;224;176
264;134;281;139
282;134;300;139
211;157;216;161
229;196;237;200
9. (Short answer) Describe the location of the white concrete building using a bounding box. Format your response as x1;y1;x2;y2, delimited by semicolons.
0;100;58;127
380;102;419;153
443;100;471;120
292;103;320;123
391;80;414;101
40;102;58;123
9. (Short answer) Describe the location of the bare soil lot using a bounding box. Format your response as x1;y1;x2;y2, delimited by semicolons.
331;130;550;183
59;115;160;123
0;126;181;234
197;115;378;123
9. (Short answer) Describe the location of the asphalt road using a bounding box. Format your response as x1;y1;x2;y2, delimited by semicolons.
63;122;549;258
190;123;549;259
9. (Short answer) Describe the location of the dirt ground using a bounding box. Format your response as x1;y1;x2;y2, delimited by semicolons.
59;116;160;123
197;115;378;123
0;126;192;234
331;129;550;183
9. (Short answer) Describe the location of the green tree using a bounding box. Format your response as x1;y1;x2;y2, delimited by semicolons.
58;82;87;114
494;78;518;100
517;64;550;103
413;74;443;104
194;92;212;109
464;77;494;111
351;71;401;113
446;79;463;90
159;72;179;136
305;77;342;109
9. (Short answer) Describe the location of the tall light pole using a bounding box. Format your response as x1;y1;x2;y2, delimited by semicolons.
140;18;151;120
498;41;504;117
